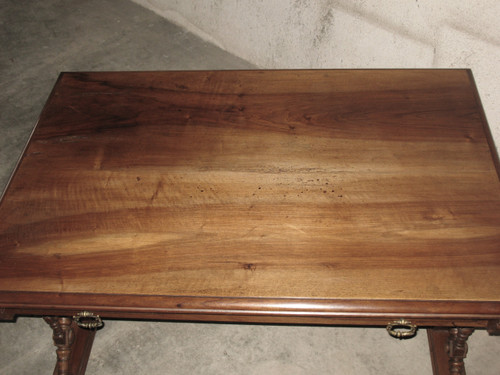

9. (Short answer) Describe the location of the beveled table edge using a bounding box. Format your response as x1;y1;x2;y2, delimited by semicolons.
466;69;500;180
1;291;499;325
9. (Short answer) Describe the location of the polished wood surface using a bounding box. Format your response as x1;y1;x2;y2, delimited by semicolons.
0;70;499;322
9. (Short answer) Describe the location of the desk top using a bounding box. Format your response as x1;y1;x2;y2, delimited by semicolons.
0;70;499;322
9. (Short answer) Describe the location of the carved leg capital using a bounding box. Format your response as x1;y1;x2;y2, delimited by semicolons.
447;327;474;375
44;317;75;375
487;320;500;336
44;316;98;375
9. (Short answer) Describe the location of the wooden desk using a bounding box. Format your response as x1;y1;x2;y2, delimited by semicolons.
0;70;499;374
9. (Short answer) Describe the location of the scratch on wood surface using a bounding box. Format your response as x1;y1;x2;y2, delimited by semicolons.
285;224;307;234
93;147;105;170
151;180;163;202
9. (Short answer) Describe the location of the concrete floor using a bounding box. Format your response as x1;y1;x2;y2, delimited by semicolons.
0;1;499;374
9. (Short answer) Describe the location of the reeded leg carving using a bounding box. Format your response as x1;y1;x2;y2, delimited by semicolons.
448;328;474;375
44;317;75;375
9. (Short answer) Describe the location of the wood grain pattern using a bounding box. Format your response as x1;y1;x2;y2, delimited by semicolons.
0;70;499;321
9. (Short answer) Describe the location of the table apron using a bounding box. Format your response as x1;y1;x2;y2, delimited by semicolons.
2;307;498;329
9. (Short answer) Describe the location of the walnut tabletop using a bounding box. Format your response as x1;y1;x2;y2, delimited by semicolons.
0;70;499;374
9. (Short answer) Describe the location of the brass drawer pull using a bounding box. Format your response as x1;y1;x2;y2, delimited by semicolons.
386;319;417;339
73;311;103;330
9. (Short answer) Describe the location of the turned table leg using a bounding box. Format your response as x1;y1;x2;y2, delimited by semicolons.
427;327;474;375
44;317;97;375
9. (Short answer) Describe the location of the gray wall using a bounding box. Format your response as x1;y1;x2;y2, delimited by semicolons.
132;0;500;154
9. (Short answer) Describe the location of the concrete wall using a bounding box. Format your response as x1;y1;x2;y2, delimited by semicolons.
132;0;500;153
